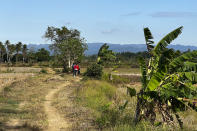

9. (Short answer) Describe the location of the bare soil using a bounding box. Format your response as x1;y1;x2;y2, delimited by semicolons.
44;82;71;131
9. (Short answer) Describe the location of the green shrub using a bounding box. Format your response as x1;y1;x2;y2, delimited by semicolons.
53;68;62;74
4;86;11;92
96;104;121;129
62;67;71;73
40;68;47;73
84;63;103;79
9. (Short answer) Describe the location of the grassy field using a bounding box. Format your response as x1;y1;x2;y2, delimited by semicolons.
0;67;67;130
80;67;140;74
72;79;197;130
0;67;41;73
0;66;196;130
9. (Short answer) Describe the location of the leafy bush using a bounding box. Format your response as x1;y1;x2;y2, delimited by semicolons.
84;63;103;79
96;105;120;129
53;68;62;74
40;68;47;73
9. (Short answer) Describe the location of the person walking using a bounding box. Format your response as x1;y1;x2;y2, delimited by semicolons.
72;63;75;77
74;64;78;77
76;64;79;75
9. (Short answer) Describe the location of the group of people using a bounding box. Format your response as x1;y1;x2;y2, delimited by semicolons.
72;63;80;77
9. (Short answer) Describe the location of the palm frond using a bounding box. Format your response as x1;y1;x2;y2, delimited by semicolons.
184;72;197;84
169;50;197;72
98;43;109;57
144;27;154;52
153;26;183;56
147;69;166;91
184;61;197;72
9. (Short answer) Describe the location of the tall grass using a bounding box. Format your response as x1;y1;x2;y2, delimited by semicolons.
76;80;135;129
77;80;116;111
102;73;141;84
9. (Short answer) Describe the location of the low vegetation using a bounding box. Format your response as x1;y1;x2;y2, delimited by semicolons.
0;70;66;130
0;25;196;131
84;63;103;79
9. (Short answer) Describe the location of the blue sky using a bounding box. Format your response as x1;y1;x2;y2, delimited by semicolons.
0;0;197;45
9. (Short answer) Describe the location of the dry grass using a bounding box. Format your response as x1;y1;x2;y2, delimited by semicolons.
0;66;40;92
0;66;196;130
79;67;140;74
0;73;34;91
0;67;41;73
0;72;66;130
52;76;97;130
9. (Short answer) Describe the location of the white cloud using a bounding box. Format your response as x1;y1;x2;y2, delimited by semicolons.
121;12;141;16
150;12;197;18
101;28;120;34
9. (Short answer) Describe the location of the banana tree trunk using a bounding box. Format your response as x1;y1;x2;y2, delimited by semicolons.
134;94;142;125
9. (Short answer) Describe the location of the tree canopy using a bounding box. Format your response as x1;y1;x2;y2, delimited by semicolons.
97;43;116;66
44;26;87;72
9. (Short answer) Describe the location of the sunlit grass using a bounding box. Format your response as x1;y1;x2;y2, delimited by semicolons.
80;67;140;74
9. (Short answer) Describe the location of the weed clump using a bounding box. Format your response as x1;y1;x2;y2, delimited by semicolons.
40;68;47;73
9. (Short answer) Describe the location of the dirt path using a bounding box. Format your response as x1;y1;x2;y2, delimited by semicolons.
44;81;71;131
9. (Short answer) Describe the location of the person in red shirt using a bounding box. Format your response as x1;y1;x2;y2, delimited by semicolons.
74;64;80;77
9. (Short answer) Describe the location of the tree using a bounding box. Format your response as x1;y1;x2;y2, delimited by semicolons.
97;43;117;80
97;43;116;66
5;40;11;62
22;44;27;63
7;44;15;63
27;47;36;63
15;42;22;63
44;26;87;72
4;40;16;63
0;42;6;63
35;48;50;62
130;26;197;128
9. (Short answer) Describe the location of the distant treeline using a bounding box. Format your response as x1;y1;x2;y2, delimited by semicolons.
83;51;151;68
83;49;185;68
0;39;190;68
0;40;50;65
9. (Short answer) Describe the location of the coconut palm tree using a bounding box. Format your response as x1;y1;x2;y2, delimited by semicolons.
0;42;6;63
15;42;22;63
4;40;10;62
8;44;16;63
22;44;27;63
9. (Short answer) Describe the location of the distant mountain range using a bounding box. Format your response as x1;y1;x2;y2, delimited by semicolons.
27;43;197;55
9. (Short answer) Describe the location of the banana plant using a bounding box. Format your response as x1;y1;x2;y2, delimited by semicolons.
97;43;116;66
132;26;197;128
